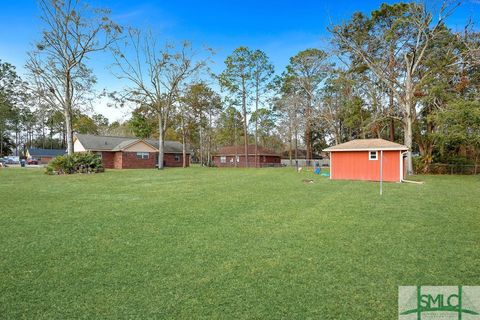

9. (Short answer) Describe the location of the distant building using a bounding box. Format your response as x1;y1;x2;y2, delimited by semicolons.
280;148;324;160
26;148;66;164
73;134;190;169
280;148;329;167
324;139;408;182
212;145;281;168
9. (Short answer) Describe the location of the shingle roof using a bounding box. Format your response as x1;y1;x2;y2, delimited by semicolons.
323;139;408;151
112;139;141;151
28;148;66;157
215;145;280;156
75;134;190;154
146;139;186;154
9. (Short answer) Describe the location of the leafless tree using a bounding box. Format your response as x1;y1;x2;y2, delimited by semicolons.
26;0;120;155
111;29;210;169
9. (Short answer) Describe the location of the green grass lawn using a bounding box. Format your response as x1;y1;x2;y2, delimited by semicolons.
0;167;479;319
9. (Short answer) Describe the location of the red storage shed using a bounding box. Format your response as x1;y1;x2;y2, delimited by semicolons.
324;139;408;182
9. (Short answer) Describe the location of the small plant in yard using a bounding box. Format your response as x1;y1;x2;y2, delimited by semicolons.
45;152;104;175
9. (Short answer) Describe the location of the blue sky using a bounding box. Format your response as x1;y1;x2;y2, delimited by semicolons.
0;0;478;121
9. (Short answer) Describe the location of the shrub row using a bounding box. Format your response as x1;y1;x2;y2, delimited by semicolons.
46;152;104;175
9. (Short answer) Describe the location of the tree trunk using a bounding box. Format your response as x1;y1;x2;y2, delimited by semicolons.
288;118;293;166
242;80;248;168
333;126;341;145
0;128;3;156
65;71;74;155
64;109;73;155
474;150;479;175
404;79;414;176
50;125;53;149
294;127;298;170
181;114;186;168
389;118;395;141
233;111;237;168
389;48;396;142
254;82;259;168
15;123;19;156
199;124;203;166
62;126;66;149
182;137;186;168
158;114;164;169
207;111;212;167
305;102;312;164
42;118;46;149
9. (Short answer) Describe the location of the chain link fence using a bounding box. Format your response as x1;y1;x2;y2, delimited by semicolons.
281;159;330;168
416;163;479;175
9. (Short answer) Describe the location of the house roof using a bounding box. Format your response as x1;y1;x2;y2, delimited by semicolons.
145;139;187;154
28;148;66;157
323;139;408;151
74;134;190;154
215;145;280;156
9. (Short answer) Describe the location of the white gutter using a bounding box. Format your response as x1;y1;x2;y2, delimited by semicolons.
400;151;408;182
400;151;423;184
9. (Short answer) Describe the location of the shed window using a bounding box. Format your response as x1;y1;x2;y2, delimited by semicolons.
174;154;180;162
220;156;226;163
136;152;149;159
369;151;378;160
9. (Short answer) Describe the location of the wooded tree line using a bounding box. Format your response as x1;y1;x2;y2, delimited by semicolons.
0;0;479;173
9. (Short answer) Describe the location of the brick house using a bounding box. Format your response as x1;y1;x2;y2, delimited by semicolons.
212;145;281;168
73;134;190;169
26;148;66;164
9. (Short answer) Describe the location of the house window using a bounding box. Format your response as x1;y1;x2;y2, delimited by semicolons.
174;154;180;162
369;151;378;160
96;152;102;159
136;152;149;160
220;156;226;163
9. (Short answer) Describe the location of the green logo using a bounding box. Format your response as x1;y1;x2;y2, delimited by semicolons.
399;286;480;319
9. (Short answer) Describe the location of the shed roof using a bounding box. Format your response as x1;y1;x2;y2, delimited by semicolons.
74;134;190;154
215;145;280;156
323;139;408;151
28;148;66;157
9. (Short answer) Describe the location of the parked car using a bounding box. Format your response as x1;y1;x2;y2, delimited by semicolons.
27;159;39;165
0;158;7;167
4;157;19;164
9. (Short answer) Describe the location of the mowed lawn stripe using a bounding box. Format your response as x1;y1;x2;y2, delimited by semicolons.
0;168;479;318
